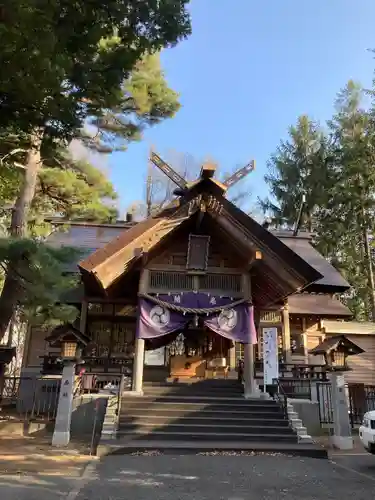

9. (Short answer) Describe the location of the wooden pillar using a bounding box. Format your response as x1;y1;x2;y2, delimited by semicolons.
302;317;309;364
229;344;236;370
282;303;292;363
80;299;88;334
242;274;259;398
132;269;148;395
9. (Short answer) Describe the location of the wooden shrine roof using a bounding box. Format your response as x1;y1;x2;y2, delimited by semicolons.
75;178;324;305
278;233;350;292
288;293;352;318
45;221;349;294
44;183;351;300
309;335;364;356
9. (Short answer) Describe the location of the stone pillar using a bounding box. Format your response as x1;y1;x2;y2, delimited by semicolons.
52;362;75;447
229;344;236;370
302;318;309;365
282;304;291;363
243;343;260;398
132;338;145;395
330;372;353;450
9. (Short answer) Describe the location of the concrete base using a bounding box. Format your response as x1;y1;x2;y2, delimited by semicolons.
244;393;261;399
330;435;353;450
121;390;144;397
298;434;313;444
244;381;262;399
52;430;70;447
98;439;328;459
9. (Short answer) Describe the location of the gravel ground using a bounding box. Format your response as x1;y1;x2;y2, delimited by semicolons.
75;453;375;500
0;453;373;500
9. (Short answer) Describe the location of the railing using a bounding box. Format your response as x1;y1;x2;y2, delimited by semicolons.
316;381;333;425
279;379;312;399
77;372;132;395
273;378;289;421
30;377;61;421
348;384;375;427
254;361;328;381
1;376;61;422
316;382;375;428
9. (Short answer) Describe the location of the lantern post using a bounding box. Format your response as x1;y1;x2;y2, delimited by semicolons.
310;335;364;450
45;324;89;447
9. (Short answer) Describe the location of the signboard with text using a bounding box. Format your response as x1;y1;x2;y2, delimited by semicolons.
263;327;279;386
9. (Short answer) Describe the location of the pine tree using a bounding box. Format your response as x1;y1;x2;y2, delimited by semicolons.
0;3;190;339
260;115;330;231
318;81;375;320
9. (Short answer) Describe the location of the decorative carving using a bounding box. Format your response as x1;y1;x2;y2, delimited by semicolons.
187;234;210;271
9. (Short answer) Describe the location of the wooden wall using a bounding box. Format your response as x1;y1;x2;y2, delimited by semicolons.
344;335;375;385
147;231;242;270
24;326;57;368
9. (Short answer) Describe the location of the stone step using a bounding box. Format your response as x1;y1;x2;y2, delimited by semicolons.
142;389;245;396
119;415;290;427
98;440;328;459
143;380;241;387
122;395;278;404
118;422;295;435
119;408;286;419
116;430;298;443
120;401;283;412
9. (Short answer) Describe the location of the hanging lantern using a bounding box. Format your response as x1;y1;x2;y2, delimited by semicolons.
61;340;78;359
45;323;91;362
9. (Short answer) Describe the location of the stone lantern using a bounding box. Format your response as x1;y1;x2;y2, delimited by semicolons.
309;334;364;371
46;323;90;447
45;323;90;363
310;334;364;450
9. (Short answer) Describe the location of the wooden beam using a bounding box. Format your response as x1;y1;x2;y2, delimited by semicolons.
200;162;216;179
282;303;292;363
210;210;303;290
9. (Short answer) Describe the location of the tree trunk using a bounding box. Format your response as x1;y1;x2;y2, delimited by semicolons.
0;130;43;340
362;208;375;321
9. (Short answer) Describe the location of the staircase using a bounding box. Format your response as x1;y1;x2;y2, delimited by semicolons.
108;380;326;458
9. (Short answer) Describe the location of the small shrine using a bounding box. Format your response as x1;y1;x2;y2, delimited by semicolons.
309;335;364;371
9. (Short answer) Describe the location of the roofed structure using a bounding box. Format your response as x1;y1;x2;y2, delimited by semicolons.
76;174;324;307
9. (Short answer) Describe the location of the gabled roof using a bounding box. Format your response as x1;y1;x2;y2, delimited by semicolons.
288;294;352;318
45;322;91;347
277;232;350;292
309;335;364;356
78;201;191;290
77;177;323;306
44;214;350;295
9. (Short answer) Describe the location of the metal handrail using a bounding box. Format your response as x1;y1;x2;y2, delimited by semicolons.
273;378;289;421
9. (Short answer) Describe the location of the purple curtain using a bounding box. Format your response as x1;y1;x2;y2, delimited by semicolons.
204;303;257;344
137;298;189;339
137;292;257;344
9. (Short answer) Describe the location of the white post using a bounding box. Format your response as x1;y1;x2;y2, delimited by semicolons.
52;362;75;447
330;372;353;450
132;338;145;395
243;343;259;398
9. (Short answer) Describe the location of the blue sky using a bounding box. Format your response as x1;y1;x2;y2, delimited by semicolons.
109;0;375;215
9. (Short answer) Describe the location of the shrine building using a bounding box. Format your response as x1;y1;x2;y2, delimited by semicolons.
20;162;375;396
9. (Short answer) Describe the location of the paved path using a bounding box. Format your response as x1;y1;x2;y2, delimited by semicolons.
0;452;374;499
